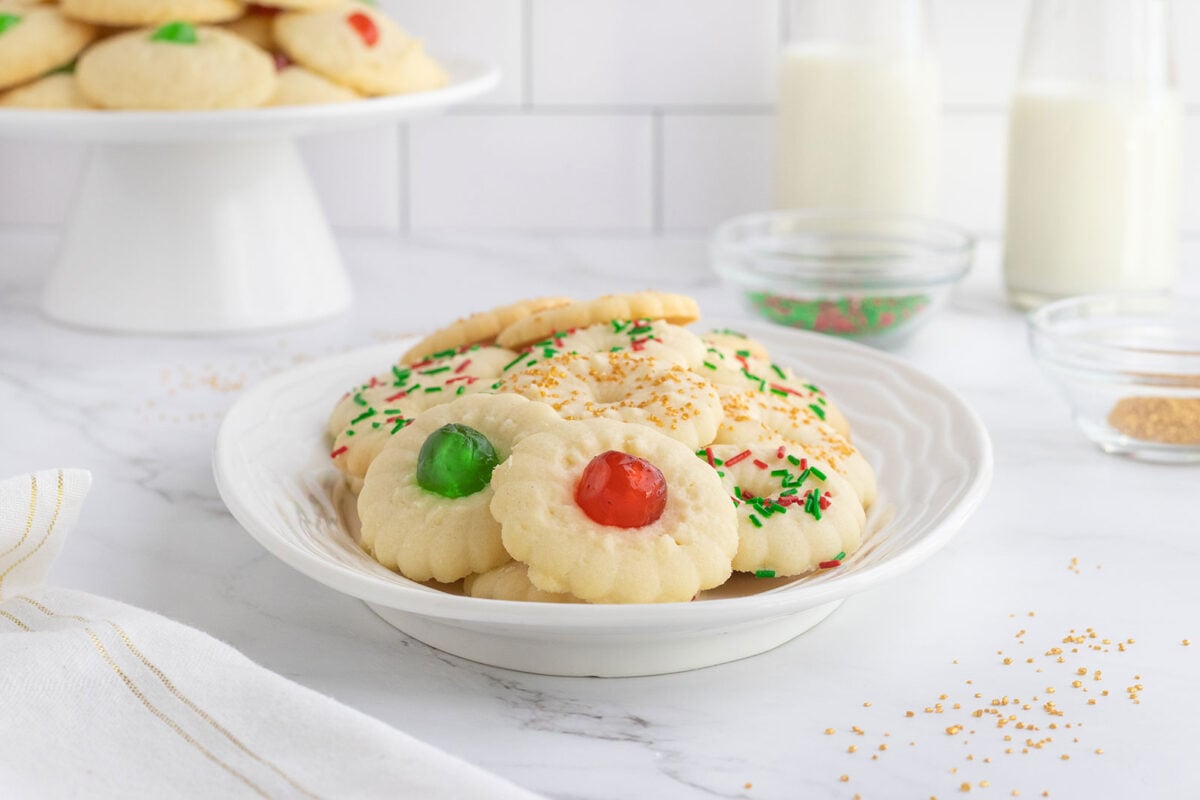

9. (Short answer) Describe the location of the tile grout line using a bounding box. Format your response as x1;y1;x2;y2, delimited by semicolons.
651;108;664;235
397;123;411;234
521;0;534;110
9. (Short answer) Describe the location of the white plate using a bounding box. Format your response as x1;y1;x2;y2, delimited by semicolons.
0;58;498;142
214;322;993;677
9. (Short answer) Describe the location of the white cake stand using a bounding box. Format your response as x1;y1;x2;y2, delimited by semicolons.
0;60;498;334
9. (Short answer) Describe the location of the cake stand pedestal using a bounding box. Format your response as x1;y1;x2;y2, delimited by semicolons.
0;60;498;334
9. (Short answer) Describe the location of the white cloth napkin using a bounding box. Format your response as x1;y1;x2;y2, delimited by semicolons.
0;469;543;800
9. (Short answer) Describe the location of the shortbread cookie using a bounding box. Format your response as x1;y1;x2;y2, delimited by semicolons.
703;443;865;576
269;64;358;106
500;351;723;450
491;418;737;603
498;319;709;376
274;4;448;96
221;4;277;50
77;23;275;110
249;0;338;10
358;394;565;584
0;72;94;108
463;562;584;604
399;296;572;364
61;0;244;26
328;344;516;492
0;4;96;91
699;341;851;439
701;329;771;361
496;291;702;350
712;385;876;508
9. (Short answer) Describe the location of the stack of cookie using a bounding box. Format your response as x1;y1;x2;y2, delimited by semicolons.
330;292;879;604
0;0;447;110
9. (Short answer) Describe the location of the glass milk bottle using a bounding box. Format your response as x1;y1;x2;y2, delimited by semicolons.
775;0;941;215
1003;0;1181;308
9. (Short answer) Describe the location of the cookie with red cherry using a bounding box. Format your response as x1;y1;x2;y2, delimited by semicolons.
274;3;448;96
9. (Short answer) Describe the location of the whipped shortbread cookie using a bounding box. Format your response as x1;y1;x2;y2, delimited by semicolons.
490;418;738;604
268;64;358;106
497;319;709;376
463;562;584;604
0;4;96;91
328;344;516;492
703;442;865;576
500;350;723;450
61;0;244;26
358;394;564;584
0;71;94;108
399;296;572;365
275;4;448;96
77;23;275;109
496;291;701;351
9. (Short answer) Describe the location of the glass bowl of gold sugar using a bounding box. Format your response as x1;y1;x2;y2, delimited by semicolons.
1028;294;1200;463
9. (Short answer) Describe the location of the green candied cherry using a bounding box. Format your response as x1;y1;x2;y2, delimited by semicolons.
150;21;198;45
416;424;499;499
0;14;23;36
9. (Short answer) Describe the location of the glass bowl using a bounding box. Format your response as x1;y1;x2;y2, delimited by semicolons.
1028;294;1200;464
710;210;974;347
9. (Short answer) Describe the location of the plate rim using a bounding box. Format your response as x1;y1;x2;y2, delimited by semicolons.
214;323;993;629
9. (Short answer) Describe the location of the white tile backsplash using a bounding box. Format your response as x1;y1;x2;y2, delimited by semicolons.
661;114;773;231
2;0;1198;238
379;0;526;106
408;114;654;231
299;125;402;231
530;0;779;106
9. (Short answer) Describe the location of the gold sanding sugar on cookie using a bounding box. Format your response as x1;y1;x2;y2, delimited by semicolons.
490;418;738;604
702;443;865;576
499;350;723;450
495;291;701;350
400;296;573;364
358;393;566;584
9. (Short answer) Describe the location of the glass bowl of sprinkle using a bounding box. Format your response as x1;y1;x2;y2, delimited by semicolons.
711;210;974;348
1028;293;1200;464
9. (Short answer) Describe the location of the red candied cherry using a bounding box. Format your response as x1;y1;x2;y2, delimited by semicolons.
346;11;379;47
574;450;668;528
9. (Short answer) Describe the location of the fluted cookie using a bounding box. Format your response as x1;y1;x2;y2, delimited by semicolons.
275;3;448;96
703;443;865;576
61;0;244;26
0;4;96;91
399;296;572;364
496;291;701;350
490;418;738;604
77;22;275;109
358;394;564;584
269;64;358;106
463;562;584;604
499;350;723;450
328;344;516;493
0;71;94;108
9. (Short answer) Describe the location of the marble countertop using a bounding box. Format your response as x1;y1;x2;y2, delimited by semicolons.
1;230;1198;800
